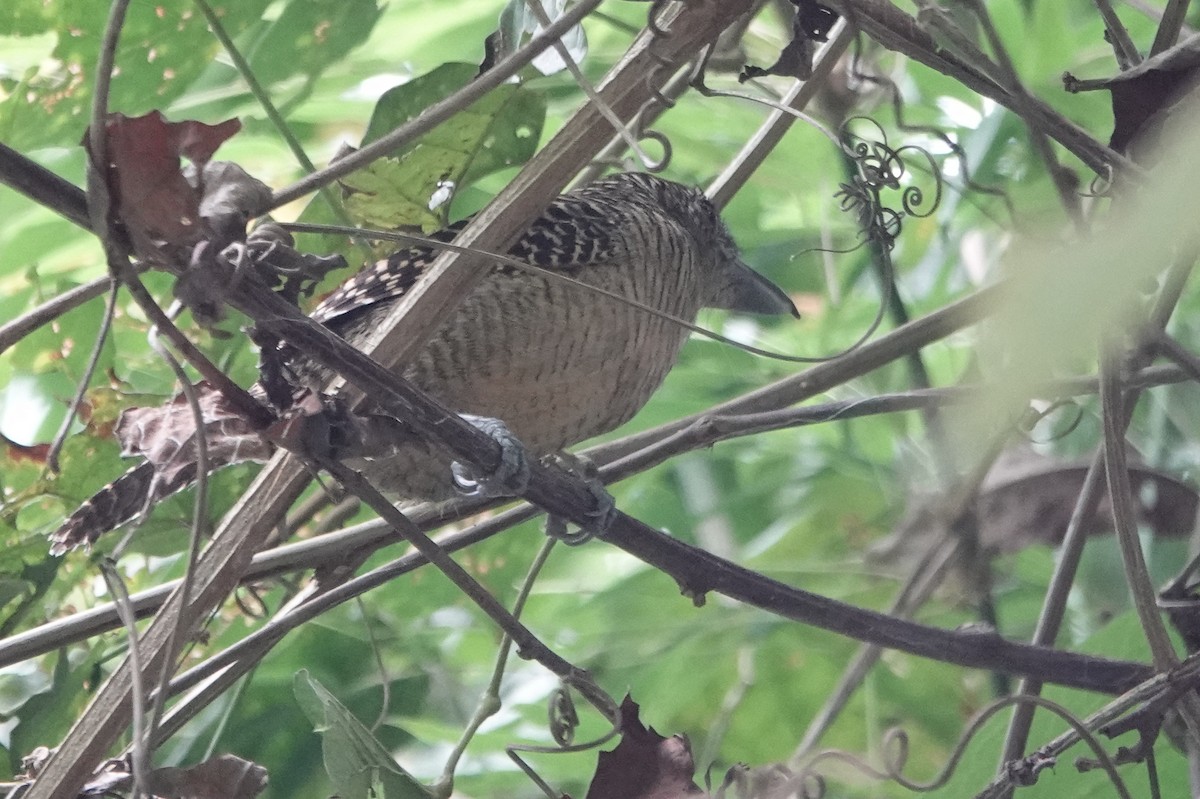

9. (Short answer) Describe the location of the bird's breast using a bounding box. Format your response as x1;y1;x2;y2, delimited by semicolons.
409;261;699;453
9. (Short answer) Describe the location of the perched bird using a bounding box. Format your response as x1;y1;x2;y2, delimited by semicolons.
52;172;798;551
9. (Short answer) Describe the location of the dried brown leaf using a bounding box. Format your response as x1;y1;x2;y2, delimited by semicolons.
585;696;705;799
84;111;242;254
1064;32;1200;154
115;382;272;487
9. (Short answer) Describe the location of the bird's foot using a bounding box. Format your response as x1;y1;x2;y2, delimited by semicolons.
451;415;531;498
544;452;617;545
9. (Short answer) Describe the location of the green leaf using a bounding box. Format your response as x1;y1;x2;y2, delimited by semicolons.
244;0;383;88
294;670;433;799
496;0;587;76
0;0;53;36
0;0;276;150
341;62;545;231
8;644;101;773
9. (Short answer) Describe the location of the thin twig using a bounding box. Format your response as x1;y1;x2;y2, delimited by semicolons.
1098;343;1200;743
1094;0;1143;68
100;561;150;799
280;221;850;365
1100;346;1178;670
359;597;391;734
47;279;119;472
706;20;855;210
192;0;373;265
114;262;273;427
0;275;116;357
792;418;1017;760
968;0;1085;226
0;142;91;229
85;0;132;238
194;0;316;174
522;0;653;168
435;537;560;797
139;322;211;759
1152;0;1192;54
1155;333;1200;382
312;462;560;670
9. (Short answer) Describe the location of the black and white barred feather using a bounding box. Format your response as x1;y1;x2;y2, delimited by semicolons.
52;172;796;552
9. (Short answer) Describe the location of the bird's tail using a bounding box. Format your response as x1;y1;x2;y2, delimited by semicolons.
50;385;276;555
51;462;194;555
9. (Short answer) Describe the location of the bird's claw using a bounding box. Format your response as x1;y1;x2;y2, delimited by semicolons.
451;415;530;498
545;454;617;544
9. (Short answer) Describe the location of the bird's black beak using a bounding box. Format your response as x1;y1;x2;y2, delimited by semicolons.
712;261;800;318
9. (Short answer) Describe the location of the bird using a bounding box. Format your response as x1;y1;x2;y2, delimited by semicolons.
51;172;798;552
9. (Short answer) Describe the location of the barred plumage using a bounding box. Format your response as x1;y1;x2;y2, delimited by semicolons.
53;173;797;550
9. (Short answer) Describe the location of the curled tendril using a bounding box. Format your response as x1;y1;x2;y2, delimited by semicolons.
233;584;270;619
584;0;678;175
646;0;671;38
548;685;580;746
637;0;680;171
843;34;1016;222
787;694;1132;799
505;679;622;799
836;116;944;251
1019;398;1085;444
1087;170;1115;199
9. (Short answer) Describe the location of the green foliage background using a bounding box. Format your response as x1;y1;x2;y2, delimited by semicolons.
1;1;1198;798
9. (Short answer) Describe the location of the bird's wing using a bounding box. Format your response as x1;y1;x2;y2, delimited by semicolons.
310;178;642;329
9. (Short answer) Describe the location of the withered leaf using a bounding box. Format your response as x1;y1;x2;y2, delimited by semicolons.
145;754;269;798
739;0;837;82
585;696;705;799
976;447;1197;551
84;111;241;255
1064;32;1200;154
116;382;272;488
66;753;268;798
